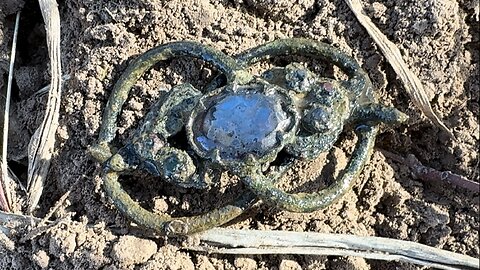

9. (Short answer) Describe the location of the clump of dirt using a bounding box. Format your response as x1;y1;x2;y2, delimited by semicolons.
0;0;478;269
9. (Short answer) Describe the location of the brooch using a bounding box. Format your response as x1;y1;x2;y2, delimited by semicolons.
90;38;406;235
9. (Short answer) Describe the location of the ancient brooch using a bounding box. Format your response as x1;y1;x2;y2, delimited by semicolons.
90;38;406;235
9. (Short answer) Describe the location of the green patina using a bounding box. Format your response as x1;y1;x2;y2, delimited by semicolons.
90;38;407;235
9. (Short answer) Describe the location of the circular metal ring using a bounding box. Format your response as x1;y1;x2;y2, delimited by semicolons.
240;125;378;213
91;41;257;235
102;169;256;235
236;38;375;102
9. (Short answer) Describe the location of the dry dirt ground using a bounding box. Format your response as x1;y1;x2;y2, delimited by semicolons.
0;0;479;269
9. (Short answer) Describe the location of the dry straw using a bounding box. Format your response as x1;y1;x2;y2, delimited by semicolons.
344;0;454;138
0;12;21;212
26;0;62;213
189;228;479;270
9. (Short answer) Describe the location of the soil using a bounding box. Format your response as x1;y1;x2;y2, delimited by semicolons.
0;0;479;269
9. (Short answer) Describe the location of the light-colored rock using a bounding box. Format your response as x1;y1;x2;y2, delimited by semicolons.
234;257;258;270
111;235;157;266
279;259;302;270
32;250;49;269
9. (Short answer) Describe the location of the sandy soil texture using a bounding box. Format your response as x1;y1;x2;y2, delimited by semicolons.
0;0;478;269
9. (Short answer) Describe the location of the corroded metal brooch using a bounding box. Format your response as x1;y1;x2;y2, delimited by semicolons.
90;38;406;235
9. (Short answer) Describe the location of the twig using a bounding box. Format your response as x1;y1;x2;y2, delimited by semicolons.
344;0;454;138
0;231;15;251
0;12;21;212
379;149;479;192
37;176;80;227
19;219;62;243
27;0;62;213
0;210;42;236
187;228;479;270
0;210;49;243
0;210;41;224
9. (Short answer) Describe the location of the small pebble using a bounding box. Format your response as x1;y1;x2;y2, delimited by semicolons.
32;250;49;269
111;235;157;266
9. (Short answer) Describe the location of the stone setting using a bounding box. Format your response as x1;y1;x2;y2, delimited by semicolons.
188;84;295;162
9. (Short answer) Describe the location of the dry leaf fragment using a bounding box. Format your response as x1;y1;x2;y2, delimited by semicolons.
189;228;479;270
26;0;62;213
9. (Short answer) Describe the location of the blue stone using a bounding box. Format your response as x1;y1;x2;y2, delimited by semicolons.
197;93;290;159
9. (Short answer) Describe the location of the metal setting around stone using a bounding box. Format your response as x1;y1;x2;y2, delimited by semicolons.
187;83;297;166
90;38;407;235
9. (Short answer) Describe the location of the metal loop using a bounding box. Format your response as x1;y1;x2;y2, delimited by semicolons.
236;38;374;100
97;41;245;146
241;125;378;212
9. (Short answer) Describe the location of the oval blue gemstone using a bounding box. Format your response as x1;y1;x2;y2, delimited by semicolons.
196;93;290;159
